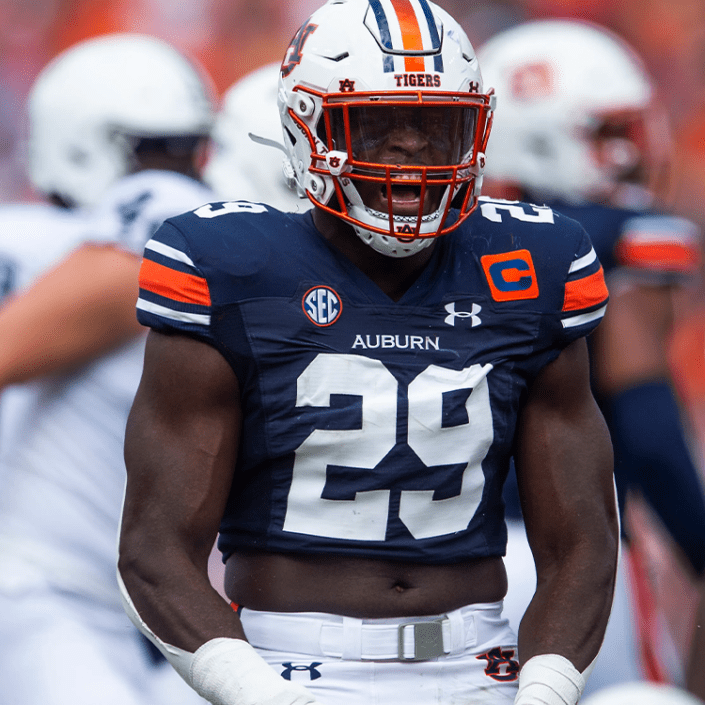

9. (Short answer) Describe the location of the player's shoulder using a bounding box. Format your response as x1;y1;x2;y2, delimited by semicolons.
557;200;702;277
164;200;308;248
460;198;606;319
465;197;591;263
152;200;312;276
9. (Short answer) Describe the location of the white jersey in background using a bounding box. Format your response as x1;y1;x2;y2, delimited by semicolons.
0;170;214;705
0;203;90;484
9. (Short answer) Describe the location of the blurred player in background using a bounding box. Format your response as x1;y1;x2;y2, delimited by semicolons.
478;18;705;696
0;33;216;705
204;61;310;212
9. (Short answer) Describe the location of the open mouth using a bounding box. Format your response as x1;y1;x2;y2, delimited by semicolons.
386;182;422;209
353;170;446;222
378;175;435;216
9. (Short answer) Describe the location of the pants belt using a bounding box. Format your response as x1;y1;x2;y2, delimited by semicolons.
240;602;504;662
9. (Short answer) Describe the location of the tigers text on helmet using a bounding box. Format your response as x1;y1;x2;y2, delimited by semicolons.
478;19;672;208
278;0;495;258
27;33;216;209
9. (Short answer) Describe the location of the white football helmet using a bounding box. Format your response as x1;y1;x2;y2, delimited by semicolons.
204;62;308;211
278;0;494;257
581;683;703;705
478;19;671;207
27;33;215;209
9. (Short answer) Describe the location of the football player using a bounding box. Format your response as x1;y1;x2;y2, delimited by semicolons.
0;33;216;705
477;18;705;696
117;2;618;705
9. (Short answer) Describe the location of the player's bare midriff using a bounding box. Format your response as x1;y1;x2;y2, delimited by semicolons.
225;552;508;618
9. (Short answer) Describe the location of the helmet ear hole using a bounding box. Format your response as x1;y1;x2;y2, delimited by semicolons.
304;173;327;198
293;95;316;118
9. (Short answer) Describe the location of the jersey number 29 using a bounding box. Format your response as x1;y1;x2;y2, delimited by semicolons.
283;354;494;541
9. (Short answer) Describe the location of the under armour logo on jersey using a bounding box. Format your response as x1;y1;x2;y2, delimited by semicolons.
281;663;323;681
444;302;481;327
476;647;520;682
302;286;343;326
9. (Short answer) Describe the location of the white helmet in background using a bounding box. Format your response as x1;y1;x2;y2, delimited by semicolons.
478;19;671;207
581;683;703;705
278;0;494;258
204;62;308;211
27;33;215;209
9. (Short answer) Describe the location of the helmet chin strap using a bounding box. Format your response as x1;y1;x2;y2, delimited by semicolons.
346;181;456;258
248;132;287;155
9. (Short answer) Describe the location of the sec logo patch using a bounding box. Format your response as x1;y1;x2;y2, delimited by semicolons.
302;286;342;326
481;249;539;302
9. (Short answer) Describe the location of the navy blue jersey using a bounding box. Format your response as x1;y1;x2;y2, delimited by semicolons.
544;200;700;282
136;198;608;564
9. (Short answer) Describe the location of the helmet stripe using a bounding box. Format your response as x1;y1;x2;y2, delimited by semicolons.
367;0;396;72
389;0;425;71
368;0;444;73
415;0;444;72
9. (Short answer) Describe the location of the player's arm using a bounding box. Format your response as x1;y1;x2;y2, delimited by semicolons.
593;216;705;577
118;330;321;705
513;336;619;704
0;242;144;388
594;279;705;576
592;280;674;393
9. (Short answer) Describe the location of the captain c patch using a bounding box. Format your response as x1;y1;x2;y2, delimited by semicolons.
481;250;539;302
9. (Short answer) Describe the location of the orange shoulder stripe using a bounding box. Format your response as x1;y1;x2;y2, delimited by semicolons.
139;258;211;306
616;240;701;273
390;0;425;71
563;266;609;312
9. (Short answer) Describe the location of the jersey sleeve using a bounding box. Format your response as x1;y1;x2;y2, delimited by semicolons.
135;220;214;342
557;226;609;344
614;214;701;281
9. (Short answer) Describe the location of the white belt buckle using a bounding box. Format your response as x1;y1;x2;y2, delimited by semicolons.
398;619;446;661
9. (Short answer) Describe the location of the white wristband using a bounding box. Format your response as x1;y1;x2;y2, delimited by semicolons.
189;638;321;705
514;654;585;705
118;571;320;705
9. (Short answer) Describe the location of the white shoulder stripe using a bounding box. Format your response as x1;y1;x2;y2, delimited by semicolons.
145;239;195;267
561;305;607;329
137;298;210;326
569;247;597;274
